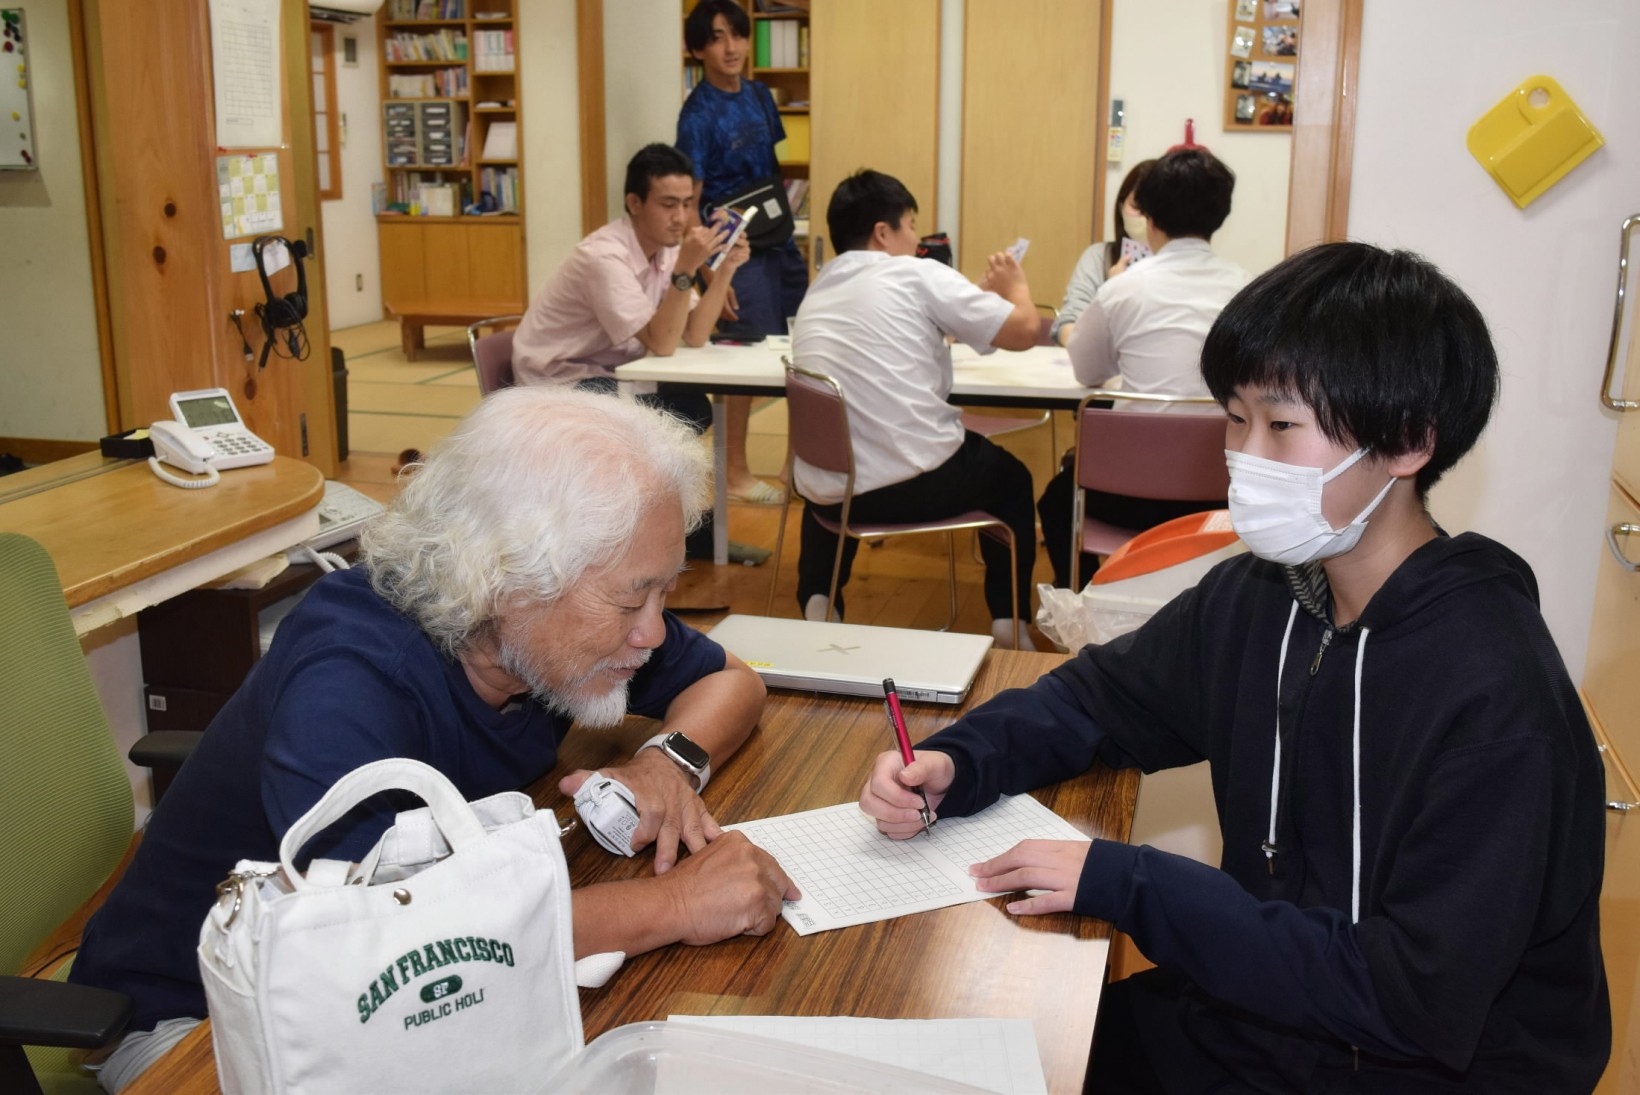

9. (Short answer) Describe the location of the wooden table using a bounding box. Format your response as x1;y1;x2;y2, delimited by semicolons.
386;298;522;361
126;649;1138;1095
0;452;323;635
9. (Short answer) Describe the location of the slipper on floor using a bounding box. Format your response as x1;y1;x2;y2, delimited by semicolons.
391;448;423;477
728;480;785;505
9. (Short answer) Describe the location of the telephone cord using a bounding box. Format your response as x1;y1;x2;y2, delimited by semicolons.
148;457;220;490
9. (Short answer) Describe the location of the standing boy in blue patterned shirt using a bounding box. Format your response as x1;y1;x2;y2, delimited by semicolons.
677;0;808;503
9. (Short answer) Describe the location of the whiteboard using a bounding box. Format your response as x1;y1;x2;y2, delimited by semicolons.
1;9;36;170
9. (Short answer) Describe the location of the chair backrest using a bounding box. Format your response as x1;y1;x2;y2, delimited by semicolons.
783;361;856;481
0;534;133;977
466;315;523;395
1075;398;1230;502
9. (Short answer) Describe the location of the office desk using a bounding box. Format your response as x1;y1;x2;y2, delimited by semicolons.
126;649;1139;1095
0;453;323;635
617;343;1095;565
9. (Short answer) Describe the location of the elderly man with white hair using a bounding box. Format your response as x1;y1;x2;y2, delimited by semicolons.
70;387;796;1093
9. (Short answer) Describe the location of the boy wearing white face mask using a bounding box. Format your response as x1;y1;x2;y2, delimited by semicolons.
858;243;1610;1091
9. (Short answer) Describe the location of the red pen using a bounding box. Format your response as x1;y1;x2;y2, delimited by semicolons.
883;679;933;836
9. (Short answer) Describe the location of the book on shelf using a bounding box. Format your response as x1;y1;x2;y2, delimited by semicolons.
385;30;469;62
472;29;515;72
784;178;809;217
481;120;517;160
420;183;459;217
389;0;466;18
776;113;809;163
387;66;468;98
479;166;519;213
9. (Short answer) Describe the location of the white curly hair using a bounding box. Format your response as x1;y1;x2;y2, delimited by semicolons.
360;385;710;658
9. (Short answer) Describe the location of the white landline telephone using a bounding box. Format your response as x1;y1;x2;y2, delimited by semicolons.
147;388;275;489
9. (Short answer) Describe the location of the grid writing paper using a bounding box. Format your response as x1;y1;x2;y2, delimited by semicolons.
726;794;1087;934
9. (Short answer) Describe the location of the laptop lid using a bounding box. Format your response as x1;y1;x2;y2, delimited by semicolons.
706;615;993;704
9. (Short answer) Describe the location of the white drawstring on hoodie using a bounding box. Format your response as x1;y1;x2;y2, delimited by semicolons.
1266;602;1371;923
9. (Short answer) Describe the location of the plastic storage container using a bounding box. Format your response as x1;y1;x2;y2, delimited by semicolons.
539;1021;994;1094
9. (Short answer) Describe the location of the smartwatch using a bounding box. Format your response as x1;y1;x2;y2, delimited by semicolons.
639;731;711;790
669;271;693;292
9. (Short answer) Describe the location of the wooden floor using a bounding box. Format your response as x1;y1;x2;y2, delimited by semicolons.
330;320;1070;644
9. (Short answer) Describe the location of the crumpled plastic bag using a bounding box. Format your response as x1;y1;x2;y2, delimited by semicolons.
1034;541;1249;651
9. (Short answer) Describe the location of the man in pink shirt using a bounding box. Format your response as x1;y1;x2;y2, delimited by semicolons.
511;143;749;560
511;143;748;386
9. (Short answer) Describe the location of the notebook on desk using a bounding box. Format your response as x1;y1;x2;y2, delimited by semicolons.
706;615;992;704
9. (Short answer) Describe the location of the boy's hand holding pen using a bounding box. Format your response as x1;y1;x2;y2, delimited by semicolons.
862;679;957;840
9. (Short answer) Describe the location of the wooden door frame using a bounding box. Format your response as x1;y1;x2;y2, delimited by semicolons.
1284;0;1363;251
576;0;606;237
1088;0;1362;256
67;0;119;436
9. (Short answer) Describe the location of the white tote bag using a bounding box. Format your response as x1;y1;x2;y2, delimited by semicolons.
198;758;585;1094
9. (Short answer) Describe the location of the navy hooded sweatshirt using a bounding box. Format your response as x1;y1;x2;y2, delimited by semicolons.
923;532;1609;1091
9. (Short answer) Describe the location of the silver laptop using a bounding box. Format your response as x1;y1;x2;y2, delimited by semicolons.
706;615;993;704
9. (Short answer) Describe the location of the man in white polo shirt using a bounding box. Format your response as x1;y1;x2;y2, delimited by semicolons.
1040;146;1248;588
1065;146;1248;400
511;142;748;387
790;169;1041;649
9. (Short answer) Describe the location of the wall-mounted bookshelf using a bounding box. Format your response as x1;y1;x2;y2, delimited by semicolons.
379;0;521;216
376;0;528;337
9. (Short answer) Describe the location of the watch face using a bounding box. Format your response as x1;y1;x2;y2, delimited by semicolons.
671;273;692;291
664;732;710;771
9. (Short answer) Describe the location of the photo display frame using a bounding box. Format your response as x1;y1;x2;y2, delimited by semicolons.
1224;0;1299;131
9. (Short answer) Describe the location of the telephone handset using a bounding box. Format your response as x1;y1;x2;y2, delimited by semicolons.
148;421;221;489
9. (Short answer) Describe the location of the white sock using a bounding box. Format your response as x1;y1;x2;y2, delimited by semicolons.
805;595;839;622
991;618;1036;651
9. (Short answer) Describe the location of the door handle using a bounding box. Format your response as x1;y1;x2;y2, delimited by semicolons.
1606;522;1640;572
1599;213;1640;411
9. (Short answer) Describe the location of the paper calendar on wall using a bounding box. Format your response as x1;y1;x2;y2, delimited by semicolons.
1;9;37;170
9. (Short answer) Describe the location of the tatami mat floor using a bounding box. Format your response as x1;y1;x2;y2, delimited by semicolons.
330;319;1063;642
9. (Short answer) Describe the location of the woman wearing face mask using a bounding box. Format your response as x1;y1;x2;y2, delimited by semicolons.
856;242;1610;1092
1049;159;1155;348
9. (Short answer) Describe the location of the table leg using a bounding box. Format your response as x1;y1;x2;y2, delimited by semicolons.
711;393;728;565
400;318;420;362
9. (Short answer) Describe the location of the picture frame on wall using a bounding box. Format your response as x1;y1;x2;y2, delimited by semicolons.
1262;23;1298;57
1224;6;1299;130
1235;0;1258;21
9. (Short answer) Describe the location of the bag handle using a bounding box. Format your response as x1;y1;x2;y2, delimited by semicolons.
279;758;487;891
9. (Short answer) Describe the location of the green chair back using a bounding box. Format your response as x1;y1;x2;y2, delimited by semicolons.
0;533;133;978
